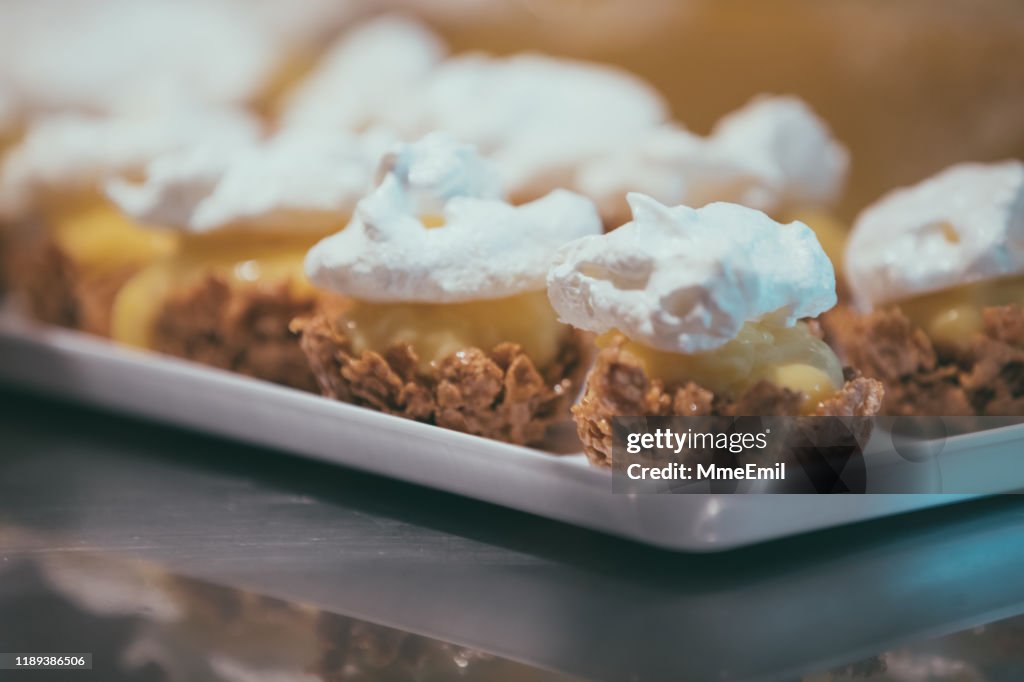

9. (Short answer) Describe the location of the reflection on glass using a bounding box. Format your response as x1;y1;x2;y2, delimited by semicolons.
3;550;1024;681
1;552;577;682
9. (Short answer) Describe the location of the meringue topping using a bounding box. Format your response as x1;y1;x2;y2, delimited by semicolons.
281;15;447;133
575;96;849;221
305;133;603;303
108;128;395;234
410;54;669;199
845;160;1024;310
0;106;260;218
281;21;669;201
547;193;837;353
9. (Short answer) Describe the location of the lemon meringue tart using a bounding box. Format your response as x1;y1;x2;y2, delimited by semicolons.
547;194;883;467
294;134;603;445
106;128;391;390
825;160;1024;416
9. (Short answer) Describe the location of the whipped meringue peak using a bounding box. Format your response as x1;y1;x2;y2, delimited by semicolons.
575;95;848;221
0;106;261;218
368;131;503;217
281;15;447;132
107;128;396;234
846;160;1024;310
709;95;849;210
547;193;838;353
305;133;603;303
419;53;669;199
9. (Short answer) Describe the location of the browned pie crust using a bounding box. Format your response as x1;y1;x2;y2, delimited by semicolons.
152;274;319;392
10;237;136;336
290;310;588;446
573;334;884;467
822;304;1024;417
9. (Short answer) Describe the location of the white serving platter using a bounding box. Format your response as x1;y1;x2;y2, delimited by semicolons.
1;311;1021;551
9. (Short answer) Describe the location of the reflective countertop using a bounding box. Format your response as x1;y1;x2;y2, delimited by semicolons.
2;387;1024;681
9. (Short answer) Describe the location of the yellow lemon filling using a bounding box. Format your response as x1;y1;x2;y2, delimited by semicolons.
898;276;1024;348
603;322;844;414
419;214;446;228
111;229;323;350
342;291;565;373
50;201;177;273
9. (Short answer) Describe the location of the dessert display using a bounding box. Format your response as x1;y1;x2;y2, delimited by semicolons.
0;107;258;335
824;160;1024;416
0;3;1019;465
547;193;884;466
293;133;602;444
105;128;392;391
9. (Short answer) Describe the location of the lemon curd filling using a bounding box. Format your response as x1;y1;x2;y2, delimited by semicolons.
897;276;1024;348
49;200;177;273
111;228;324;350
603;322;845;414
342;290;565;373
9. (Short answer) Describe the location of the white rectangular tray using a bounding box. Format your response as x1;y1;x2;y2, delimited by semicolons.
1;312;1020;551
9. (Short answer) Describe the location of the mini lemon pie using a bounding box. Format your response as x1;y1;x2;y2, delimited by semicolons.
106;128;391;391
574;96;851;265
294;133;603;445
0;107;259;334
547;194;883;467
825;160;1024;416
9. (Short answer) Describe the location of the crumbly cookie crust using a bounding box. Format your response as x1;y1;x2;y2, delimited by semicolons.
11;237;135;336
291;310;587;446
573;334;884;467
823;304;1024;416
153;274;318;392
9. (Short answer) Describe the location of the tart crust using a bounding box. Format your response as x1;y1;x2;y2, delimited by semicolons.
290;310;588;446
822;304;1024;417
11;236;136;336
574;333;884;467
152;274;319;392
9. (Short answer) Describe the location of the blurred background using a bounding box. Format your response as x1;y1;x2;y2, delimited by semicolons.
411;0;1024;219
3;0;1023;219
440;0;1005;220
